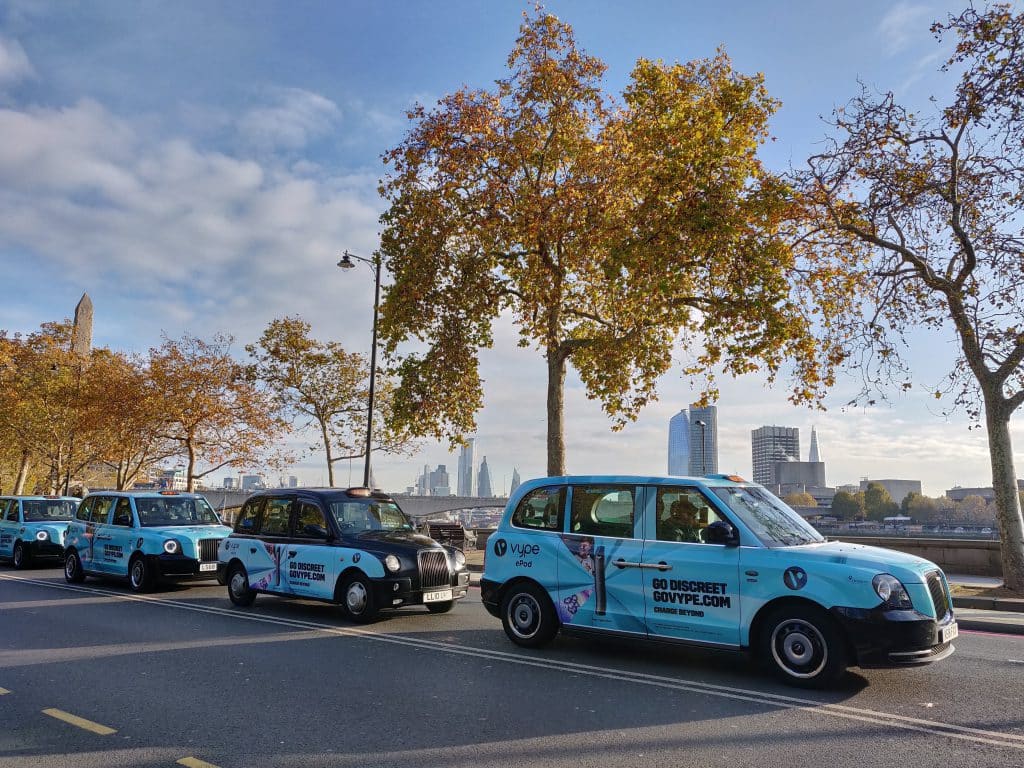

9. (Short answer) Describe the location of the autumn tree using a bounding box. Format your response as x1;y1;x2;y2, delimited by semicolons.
378;11;849;475
795;4;1024;589
247;317;415;487
783;491;817;507
149;333;289;491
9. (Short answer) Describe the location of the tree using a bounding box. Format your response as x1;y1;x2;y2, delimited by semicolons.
903;492;940;524
830;490;865;520
149;333;289;491
795;5;1024;588
378;11;849;475
247;317;416;487
784;491;817;507
864;482;899;522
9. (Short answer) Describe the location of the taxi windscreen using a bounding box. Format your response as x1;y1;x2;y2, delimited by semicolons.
329;500;413;533
711;485;824;547
135;497;221;527
22;499;78;522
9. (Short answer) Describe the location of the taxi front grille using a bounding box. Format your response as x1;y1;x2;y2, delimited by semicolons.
198;538;220;562
926;570;950;618
418;550;451;589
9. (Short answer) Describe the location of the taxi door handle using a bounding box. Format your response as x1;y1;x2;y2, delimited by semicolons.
615;559;672;571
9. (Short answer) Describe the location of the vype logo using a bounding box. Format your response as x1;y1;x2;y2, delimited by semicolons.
492;538;507;557
783;566;808;591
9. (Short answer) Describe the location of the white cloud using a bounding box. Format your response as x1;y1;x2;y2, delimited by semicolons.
878;3;932;56
236;87;342;151
0;35;33;88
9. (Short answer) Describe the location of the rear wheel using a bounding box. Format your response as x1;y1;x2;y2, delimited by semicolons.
759;604;847;688
64;550;85;583
128;555;155;593
500;582;559;648
426;600;455;614
12;541;29;570
227;563;257;607
338;573;378;623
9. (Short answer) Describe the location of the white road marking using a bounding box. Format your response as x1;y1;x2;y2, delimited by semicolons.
3;573;1024;751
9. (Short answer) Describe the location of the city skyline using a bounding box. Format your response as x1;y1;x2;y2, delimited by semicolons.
1;1;1019;498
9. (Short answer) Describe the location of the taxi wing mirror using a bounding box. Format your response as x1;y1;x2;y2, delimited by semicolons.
704;520;739;546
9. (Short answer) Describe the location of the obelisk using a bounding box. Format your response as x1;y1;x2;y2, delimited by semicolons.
71;292;93;358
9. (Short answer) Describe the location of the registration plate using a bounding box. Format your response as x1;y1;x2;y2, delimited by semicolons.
940;622;958;643
199;562;217;572
423;588;452;603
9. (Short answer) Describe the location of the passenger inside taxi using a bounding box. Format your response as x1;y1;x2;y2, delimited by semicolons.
659;497;703;543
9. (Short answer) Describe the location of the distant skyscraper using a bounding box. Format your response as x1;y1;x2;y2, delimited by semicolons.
667;409;690;475
288;475;299;488
809;427;821;464
752;426;800;486
458;439;475;496
429;464;450;496
478;456;493;498
510;467;521;495
688;405;718;475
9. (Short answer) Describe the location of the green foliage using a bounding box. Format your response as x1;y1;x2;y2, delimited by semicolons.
829;490;865;520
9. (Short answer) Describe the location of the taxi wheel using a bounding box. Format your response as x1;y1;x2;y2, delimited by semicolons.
64;550;85;583
227;564;257;607
12;541;29;570
501;582;558;648
760;605;847;688
339;573;378;623
128;555;155;593
426;600;455;614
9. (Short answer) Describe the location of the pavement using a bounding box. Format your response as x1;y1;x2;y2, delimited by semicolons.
463;550;1024;635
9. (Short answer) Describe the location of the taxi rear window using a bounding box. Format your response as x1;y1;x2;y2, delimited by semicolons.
511;487;565;531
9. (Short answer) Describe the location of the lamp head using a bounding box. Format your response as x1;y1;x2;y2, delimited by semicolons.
337;252;356;270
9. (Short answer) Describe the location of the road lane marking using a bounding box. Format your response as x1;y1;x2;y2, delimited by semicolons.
6;573;1024;752
42;708;117;735
177;757;221;768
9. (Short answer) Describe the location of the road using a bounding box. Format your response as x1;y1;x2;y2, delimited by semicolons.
1;566;1023;768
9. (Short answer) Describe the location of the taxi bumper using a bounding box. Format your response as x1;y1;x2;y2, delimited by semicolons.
373;570;471;609
149;554;221;581
26;540;65;560
830;605;957;667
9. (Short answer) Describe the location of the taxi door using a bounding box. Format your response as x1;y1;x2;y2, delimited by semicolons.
559;484;647;636
0;500;15;557
85;496;117;572
284;499;337;600
104;497;137;576
640;485;741;646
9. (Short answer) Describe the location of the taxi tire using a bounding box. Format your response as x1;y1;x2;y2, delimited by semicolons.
425;600;455;614
338;572;378;623
759;604;847;689
227;563;257;607
12;541;29;570
500;582;558;648
128;555;155;593
65;550;86;583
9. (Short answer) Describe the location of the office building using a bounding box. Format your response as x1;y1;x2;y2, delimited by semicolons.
752;426;800;486
223;477;236;490
429;465;450;496
808;427;821;463
241;474;265;491
667;409;690;475
478;456;493;498
160;469;187;491
860;478;922;506
510;468;521;495
688;405;718;475
457;439;475;497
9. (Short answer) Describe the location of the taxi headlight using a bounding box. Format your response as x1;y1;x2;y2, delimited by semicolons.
163;539;180;555
452;549;466;569
872;573;913;609
384;554;401;573
35;530;49;541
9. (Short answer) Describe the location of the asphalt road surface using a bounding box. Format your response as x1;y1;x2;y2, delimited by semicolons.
2;566;1023;768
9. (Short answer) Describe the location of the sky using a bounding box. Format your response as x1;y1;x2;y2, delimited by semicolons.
1;0;1020;498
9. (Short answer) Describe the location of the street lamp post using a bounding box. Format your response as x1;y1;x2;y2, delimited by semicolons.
337;250;381;489
695;420;707;475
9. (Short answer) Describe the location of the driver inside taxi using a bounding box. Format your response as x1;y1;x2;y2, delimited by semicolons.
660;497;702;543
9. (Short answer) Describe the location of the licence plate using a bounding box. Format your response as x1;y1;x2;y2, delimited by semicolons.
423;588;452;603
940;622;958;643
199;562;217;572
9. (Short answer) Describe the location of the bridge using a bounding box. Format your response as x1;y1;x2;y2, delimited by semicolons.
200;489;508;518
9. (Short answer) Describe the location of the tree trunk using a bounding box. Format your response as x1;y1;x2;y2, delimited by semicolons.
13;450;30;495
984;398;1024;592
186;442;196;493
320;417;335;487
546;349;567;476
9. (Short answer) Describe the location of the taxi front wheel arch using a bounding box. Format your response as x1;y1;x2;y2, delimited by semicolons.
759;604;847;688
337;572;378;623
227;562;257;607
64;549;85;583
128;554;155;593
500;581;559;648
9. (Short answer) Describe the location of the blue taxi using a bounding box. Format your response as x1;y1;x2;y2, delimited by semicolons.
0;496;80;569
63;491;232;592
481;475;958;688
219;487;471;621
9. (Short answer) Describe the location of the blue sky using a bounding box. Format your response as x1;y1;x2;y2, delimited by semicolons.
1;0;1018;496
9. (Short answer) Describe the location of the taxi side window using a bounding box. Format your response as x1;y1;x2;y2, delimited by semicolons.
91;497;114;524
294;502;329;540
655;488;722;544
236;498;263;534
259;498;292;537
511;487;565;531
570;486;635;539
113;498;133;527
76;498;93;522
3;500;17;522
